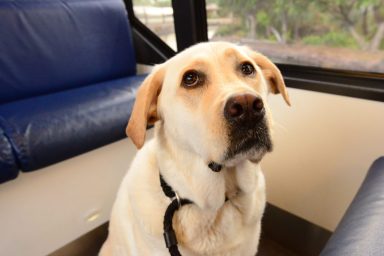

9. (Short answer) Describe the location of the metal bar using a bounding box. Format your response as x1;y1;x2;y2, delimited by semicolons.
172;0;208;51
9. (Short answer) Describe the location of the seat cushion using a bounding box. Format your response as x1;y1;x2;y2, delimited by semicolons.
0;127;19;183
0;75;145;172
320;157;384;256
0;0;136;104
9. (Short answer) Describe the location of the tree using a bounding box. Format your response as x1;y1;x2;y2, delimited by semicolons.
217;0;260;39
217;0;314;43
316;0;384;50
215;0;384;50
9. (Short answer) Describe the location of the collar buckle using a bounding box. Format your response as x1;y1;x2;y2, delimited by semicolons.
172;191;181;208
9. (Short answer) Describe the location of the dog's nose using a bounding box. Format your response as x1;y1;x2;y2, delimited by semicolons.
224;94;265;122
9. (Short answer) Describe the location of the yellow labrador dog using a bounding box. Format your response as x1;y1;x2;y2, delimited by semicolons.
100;41;290;256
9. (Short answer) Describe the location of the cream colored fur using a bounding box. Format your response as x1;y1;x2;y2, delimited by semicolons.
100;42;289;256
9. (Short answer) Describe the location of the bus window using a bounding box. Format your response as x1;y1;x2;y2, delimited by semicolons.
206;0;384;74
133;0;177;51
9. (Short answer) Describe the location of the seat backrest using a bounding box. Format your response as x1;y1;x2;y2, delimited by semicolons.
0;0;136;104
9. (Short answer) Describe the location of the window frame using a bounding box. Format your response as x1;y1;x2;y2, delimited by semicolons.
125;0;384;102
123;0;175;64
280;64;384;102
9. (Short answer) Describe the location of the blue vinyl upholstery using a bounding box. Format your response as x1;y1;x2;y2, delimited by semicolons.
0;76;144;172
0;0;136;104
321;157;384;256
0;0;142;183
0;127;18;183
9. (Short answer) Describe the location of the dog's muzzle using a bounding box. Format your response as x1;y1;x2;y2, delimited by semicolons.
224;93;272;161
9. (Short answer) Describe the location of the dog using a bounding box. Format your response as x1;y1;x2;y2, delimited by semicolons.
100;41;290;256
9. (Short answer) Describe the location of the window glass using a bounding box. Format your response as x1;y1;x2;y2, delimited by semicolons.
207;0;384;73
133;0;176;51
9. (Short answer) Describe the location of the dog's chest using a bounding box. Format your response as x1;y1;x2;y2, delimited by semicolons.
170;180;258;253
172;197;258;255
224;169;241;200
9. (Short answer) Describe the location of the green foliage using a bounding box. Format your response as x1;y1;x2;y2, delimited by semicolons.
302;32;358;48
256;11;269;27
216;23;247;37
214;0;384;50
206;0;220;4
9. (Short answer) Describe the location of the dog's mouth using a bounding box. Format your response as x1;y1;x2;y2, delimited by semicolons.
224;120;272;162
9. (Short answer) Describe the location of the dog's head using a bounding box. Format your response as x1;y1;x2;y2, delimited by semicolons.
127;42;290;167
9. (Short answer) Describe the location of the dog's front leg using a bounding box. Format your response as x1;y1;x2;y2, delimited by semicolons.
230;161;266;223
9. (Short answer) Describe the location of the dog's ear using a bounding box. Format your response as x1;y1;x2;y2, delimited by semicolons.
245;47;291;106
126;65;165;149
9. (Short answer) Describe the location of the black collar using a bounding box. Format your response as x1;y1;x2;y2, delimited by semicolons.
159;173;229;256
160;174;192;256
160;174;180;200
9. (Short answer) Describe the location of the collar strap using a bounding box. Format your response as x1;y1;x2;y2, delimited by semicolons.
160;174;192;256
160;174;177;199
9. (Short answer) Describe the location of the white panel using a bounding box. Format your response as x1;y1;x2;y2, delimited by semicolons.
263;88;384;231
0;130;153;256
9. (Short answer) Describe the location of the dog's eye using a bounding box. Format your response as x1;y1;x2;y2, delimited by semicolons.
240;62;255;76
182;70;201;88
